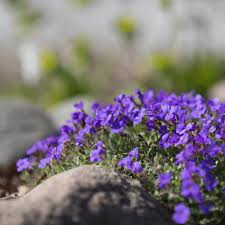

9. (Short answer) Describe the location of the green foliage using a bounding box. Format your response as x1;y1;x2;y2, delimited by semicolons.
142;53;224;96
7;0;26;8
71;38;92;70
116;16;138;42
159;0;172;9
40;50;58;73
38;48;93;106
70;0;93;7
17;10;42;31
7;0;42;32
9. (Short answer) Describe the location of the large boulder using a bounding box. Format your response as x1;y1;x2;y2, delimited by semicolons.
0;99;56;168
0;165;173;225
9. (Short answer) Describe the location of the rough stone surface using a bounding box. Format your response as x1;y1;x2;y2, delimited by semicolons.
0;99;56;167
0;165;173;225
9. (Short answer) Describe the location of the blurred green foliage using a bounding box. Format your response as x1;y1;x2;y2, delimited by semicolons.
159;0;172;9
37;46;93;106
1;45;225;108
7;0;42;32
18;9;41;31
40;50;58;73
141;52;224;96
70;38;92;70
7;0;26;8
70;0;93;7
0;39;94;107
116;16;138;43
2;1;225;105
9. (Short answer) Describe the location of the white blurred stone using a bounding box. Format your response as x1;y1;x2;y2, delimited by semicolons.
209;80;225;101
18;43;41;85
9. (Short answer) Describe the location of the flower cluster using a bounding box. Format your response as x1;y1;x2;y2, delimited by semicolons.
90;141;105;163
17;89;225;225
118;147;143;174
157;172;172;189
173;204;191;224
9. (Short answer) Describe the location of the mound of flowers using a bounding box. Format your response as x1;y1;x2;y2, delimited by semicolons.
17;90;225;225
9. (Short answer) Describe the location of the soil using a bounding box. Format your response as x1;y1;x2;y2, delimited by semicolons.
0;163;29;200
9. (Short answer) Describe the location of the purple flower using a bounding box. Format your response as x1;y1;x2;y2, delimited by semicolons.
159;125;168;135
48;146;62;161
74;101;84;110
110;116;128;133
26;139;48;155
165;105;177;121
91;102;101;112
128;147;139;159
208;125;216;133
203;173;218;191
207;144;221;158
176;123;193;135
131;161;143;174
199;202;213;215
175;133;189;146
157;172;172;189
160;133;170;148
191;102;206;119
146;120;155;132
90;150;102;163
118;156;133;170
129;108;145;125
16;158;33;172
118;147;142;173
58;133;68;145
136;89;154;106
181;180;203;203
38;157;51;169
71;111;87;124
172;203;190;224
83;117;96;135
176;144;197;164
76;129;85;146
60;125;75;135
90;141;106;163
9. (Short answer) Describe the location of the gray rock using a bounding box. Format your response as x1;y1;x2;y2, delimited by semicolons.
0;99;56;167
0;165;173;225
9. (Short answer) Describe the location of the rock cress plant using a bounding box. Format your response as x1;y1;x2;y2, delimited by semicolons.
17;90;225;225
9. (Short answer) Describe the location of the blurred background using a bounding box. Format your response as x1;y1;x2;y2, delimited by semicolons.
1;0;225;119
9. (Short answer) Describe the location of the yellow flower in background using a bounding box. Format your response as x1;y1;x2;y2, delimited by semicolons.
116;16;137;42
40;50;58;74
